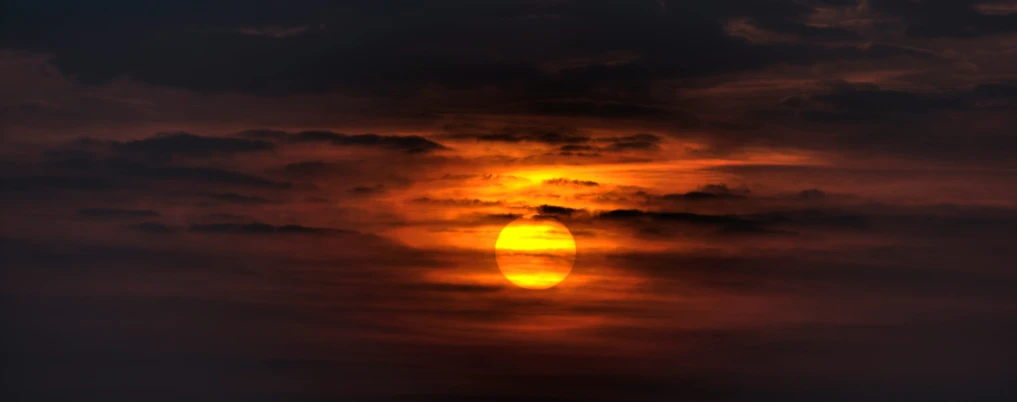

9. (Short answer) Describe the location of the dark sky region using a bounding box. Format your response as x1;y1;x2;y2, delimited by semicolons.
2;1;1017;401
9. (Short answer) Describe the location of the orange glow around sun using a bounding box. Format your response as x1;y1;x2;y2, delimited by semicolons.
495;217;576;289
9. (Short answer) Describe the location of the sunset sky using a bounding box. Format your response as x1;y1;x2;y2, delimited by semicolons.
2;1;1017;401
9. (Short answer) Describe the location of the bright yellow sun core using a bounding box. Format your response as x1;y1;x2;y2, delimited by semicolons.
495;217;576;289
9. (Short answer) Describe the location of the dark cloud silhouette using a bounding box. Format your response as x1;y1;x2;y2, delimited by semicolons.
0;0;935;115
410;197;503;207
594;206;877;234
238;130;447;153
660;184;750;201
2;229;1013;401
972;83;1017;99
349;184;386;195
283;161;332;176
607;246;1017;299
6;153;292;196
559;144;596;152
869;0;1017;38
450;212;525;226
413;283;506;294
797;188;827;200
484;213;523;221
531;100;671;117
796;88;970;122
746;82;1017;163
106;159;291;188
599;133;664;151
447;127;590;145
235;129;290;140
189;222;353;235
748;209;869;230
675;192;742;201
199;192;274;205
294;131;447;153
543;178;600;187
132;222;175;234
598;208;757;226
43;149;98;170
451;130;664;154
111;132;275;158
558;151;602;157
202;212;254;221
77;208;160;218
783;83;1017;127
535;204;584;218
1;176;115;191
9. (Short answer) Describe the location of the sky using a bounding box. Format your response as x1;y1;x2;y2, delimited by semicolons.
2;1;1016;401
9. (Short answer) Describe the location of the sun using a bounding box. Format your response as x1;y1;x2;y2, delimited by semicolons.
495;217;576;289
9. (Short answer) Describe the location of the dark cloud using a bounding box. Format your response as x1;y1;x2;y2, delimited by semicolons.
543;178;600;187
757;83;1017;162
451;130;663;154
972;83;1017;99
199;192;274;205
188;222;353;235
132;222;176;234
747;11;860;40
795;87;970;122
0;0;958;134
797;188;827;200
234;129;290;140
77;208;160;218
748;209;869;230
292;131;446;153
447;127;590;145
410;197;503;207
485;213;523;221
675;192;741;201
606;245;1017;299
106;159;291;188
558;144;596;152
599;133;663;151
558;151;602;157
283;161;332;176
412;283;506;294
660;184;750;201
237;130;447;153
1;175;115;191
598;208;757;226
349;184;386;195
455;212;525;226
1;0;923;99
5;152;292;202
202;213;256;222
42;149;98;170
782;82;1017;125
869;0;1017;38
535;204;584;218
111;132;275;158
531;100;672;117
3;230;1014;401
594;206;876;234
